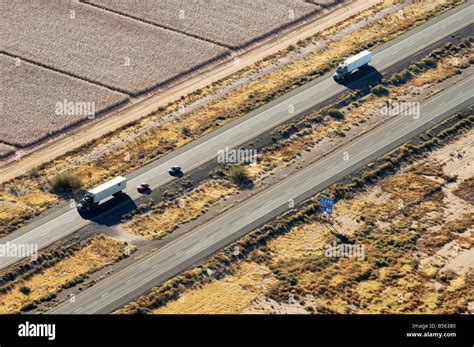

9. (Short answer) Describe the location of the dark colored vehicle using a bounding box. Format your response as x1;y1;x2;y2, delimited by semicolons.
137;183;150;194
168;165;183;177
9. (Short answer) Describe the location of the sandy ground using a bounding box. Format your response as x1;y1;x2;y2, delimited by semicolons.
0;0;378;183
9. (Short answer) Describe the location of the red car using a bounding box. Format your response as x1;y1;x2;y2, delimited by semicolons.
137;183;150;194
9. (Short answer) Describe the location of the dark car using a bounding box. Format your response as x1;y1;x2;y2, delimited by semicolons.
168;165;183;177
137;183;150;194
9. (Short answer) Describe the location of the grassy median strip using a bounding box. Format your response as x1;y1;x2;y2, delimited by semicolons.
122;180;237;240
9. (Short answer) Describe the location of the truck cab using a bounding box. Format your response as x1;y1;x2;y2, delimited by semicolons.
77;192;96;212
333;64;348;80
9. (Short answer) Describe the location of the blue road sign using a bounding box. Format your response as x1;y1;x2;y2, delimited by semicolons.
319;196;334;214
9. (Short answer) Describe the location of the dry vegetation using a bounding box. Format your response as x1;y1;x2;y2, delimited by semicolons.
122;180;237;239
0;54;127;147
85;0;335;49
0;143;15;157
1;0;229;95
0;235;127;313
0;0;461;238
119;118;473;314
116;38;471;242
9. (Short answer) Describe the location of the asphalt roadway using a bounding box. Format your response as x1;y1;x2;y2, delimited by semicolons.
49;73;473;313
1;3;472;272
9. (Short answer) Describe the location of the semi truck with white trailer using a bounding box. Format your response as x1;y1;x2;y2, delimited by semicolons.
333;50;372;80
77;176;127;212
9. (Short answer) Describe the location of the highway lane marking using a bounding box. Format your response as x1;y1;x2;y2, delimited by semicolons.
58;85;472;313
126;8;472;198
376;7;472;72
13;10;471;267
38;78;474;314
137;76;473;260
48;19;473;312
64;75;474;312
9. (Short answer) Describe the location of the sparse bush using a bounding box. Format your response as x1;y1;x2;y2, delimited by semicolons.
371;85;389;96
19;286;31;295
389;69;413;86
49;173;83;194
181;126;192;137
28;167;40;178
326;108;345;120
227;165;251;187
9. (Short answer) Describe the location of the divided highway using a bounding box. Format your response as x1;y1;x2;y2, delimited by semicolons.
0;3;472;273
50;76;473;314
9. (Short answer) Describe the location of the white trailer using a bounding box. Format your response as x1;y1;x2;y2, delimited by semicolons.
77;176;127;212
333;50;372;80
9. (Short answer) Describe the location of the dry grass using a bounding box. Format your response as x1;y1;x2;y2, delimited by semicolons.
0;54;127;147
0;143;15;158
0;236;126;313
85;0;331;49
1;0;229;95
152;262;274;314
454;177;474;203
123;180;237;239
148;128;474;314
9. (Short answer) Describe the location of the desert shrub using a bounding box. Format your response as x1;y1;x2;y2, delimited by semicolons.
227;165;251;187
181;126;192;137
326;108;345;120
389;69;413;85
371;85;389;96
420;56;438;69
28;167;40;178
19;286;31;295
50;173;83;194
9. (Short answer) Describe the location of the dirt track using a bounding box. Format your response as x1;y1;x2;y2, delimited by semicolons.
0;0;378;183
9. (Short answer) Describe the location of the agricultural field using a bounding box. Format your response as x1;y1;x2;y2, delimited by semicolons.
1;0;229;96
0;54;127;147
0;0;348;157
83;0;339;49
